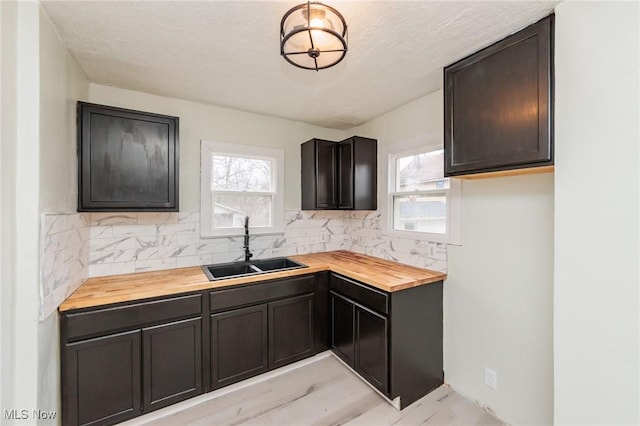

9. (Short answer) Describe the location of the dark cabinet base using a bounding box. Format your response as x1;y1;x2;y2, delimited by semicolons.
143;318;203;411
355;306;388;395
330;290;388;396
61;294;204;426
63;330;142;426
269;294;315;368
389;281;444;408
210;304;269;389
61;272;443;425
330;292;355;366
329;273;443;409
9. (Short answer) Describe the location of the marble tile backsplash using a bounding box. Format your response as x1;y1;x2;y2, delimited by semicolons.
41;209;447;316
344;211;447;272
87;210;350;277
41;213;90;319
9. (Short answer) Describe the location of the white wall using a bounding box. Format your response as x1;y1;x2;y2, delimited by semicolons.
0;1;42;423
351;88;555;424
1;0;19;417
446;174;554;425
88;84;346;212
554;2;639;424
37;6;90;423
1;3;90;423
39;9;89;214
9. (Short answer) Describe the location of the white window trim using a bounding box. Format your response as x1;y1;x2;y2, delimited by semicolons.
200;140;284;238
384;145;462;245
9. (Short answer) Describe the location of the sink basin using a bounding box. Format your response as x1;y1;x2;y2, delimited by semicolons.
250;257;304;271
202;257;307;281
203;262;261;280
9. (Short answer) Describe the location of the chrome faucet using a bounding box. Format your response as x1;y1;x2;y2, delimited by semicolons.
243;216;253;262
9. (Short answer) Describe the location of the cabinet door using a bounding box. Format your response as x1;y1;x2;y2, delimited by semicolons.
330;291;355;366
142;318;202;412
444;16;553;176
350;137;377;210
355;306;389;395
77;102;179;211
63;330;141;426
315;140;337;208
313;271;330;352
337;140;354;209
210;304;268;389
269;294;314;369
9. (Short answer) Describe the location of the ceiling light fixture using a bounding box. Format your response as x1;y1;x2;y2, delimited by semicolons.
280;1;348;71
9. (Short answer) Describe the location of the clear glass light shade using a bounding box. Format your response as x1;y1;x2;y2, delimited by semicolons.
280;2;348;71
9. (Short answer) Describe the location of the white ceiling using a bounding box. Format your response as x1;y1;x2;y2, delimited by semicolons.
42;1;558;130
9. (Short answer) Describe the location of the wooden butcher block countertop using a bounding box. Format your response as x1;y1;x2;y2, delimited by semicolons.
59;250;446;312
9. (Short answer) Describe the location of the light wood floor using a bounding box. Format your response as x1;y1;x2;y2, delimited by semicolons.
125;354;505;426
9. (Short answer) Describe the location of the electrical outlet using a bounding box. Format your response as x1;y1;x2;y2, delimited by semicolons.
484;367;497;390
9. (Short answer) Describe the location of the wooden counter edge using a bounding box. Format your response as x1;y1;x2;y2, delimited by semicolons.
59;251;447;312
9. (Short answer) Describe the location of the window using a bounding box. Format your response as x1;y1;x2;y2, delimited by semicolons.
201;141;284;237
388;147;460;244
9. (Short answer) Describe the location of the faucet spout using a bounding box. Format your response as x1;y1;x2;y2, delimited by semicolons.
243;216;253;262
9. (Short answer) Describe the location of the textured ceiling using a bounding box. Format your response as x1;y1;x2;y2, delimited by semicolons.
41;1;558;129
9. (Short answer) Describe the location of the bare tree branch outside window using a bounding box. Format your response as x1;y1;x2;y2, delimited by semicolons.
211;155;274;228
212;156;272;191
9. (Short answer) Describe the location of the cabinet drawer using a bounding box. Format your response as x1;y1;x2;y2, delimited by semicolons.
209;275;314;313
64;293;202;341
330;273;388;315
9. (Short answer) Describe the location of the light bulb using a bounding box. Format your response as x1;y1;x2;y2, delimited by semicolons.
310;17;326;28
310;29;331;49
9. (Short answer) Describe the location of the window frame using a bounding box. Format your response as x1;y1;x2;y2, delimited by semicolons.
386;145;461;245
200;140;284;238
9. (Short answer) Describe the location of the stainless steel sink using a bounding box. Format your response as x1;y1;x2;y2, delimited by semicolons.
202;257;307;281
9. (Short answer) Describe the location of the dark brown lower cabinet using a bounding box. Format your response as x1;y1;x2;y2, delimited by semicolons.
330;292;355;366
143;318;202;411
210;304;269;389
269;294;314;368
61;293;204;426
355;305;388;394
210;290;315;388
63;330;141;426
60;271;442;424
330;291;388;395
330;273;443;408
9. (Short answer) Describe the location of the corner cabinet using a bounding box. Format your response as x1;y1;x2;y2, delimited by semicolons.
329;273;443;408
301;136;377;210
444;14;554;177
77;102;179;211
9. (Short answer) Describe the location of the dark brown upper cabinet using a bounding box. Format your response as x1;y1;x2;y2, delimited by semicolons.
301;136;377;210
77;102;179;211
444;14;554;177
